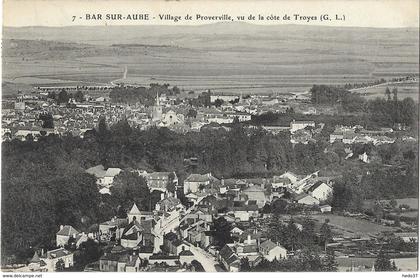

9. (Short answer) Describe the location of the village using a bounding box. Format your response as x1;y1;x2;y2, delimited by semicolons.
1;83;418;273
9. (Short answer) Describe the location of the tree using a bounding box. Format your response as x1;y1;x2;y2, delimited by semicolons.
55;259;65;271
323;250;338;271
374;249;397;271
74;90;84;103
214;99;224;107
57;89;69;104
240;257;251;272
392;87;398;101
319;219;332;252
39;113;54;129
212;217;233;248
385;87;391;101
110;171;152;211
166;172;176;194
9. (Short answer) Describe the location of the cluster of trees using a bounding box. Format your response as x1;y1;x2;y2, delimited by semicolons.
38;112;54;128
268;214;332;252
310;85;417;127
109;84;180;105
47;89;84;104
1;138;104;262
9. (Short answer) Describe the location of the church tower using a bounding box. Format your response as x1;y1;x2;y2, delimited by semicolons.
151;92;163;121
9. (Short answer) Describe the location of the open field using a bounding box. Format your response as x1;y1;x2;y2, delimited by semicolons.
311;214;397;236
3;24;419;96
352;82;419;102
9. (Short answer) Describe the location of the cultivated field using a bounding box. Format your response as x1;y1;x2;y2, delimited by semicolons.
311;214;397;236
2;24;419;96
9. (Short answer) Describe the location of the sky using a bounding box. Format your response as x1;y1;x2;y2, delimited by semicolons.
3;0;419;28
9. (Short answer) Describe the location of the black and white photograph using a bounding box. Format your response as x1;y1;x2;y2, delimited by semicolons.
1;0;419;275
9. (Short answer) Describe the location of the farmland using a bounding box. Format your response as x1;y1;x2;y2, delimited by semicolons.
311;214;397;237
2;23;419;96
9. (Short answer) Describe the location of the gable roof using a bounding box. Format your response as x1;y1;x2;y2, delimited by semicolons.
185;173;212;182
128;203;141;215
86;165;106;178
163;231;178;242
259;239;278;251
105;168;121;177
57;225;79;236
44;248;72;259
307;181;331;193
179;250;194;256
30;251;41;263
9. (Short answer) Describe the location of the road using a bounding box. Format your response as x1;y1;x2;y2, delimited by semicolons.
189;245;220;272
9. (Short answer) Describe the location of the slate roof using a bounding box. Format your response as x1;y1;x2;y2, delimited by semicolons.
259;239;278;251
57;225;79;236
185;173;211;182
179;250;194;256
86;165;106;178
105;168;121;177
307;181;330;192
44;248;72;259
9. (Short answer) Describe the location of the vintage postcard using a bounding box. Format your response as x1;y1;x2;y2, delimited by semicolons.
1;0;419;276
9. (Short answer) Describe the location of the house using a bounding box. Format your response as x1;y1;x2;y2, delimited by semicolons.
28;251;48;272
41;248;74;272
242;185;267;208
279;171;301;185
171;239;190;255
120;220;144;248
127;203;154;223
290;120;315;133
320;204;332;213
146;171;178;193
99;217;128;240
102;168;122;186
56;225;80;247
295;193;319;205
183;173;219;194
219;245;240;272
99;252;120;272
138;245;154;260
155;196;182;213
232;205;259;222
307;181;333;201
259;240;288;261
148;254;180;266
117;254;141;272
179;250;194;265
85;165;121;187
271;176;292;189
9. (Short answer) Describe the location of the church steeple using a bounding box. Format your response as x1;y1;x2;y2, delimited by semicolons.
156;92;160;106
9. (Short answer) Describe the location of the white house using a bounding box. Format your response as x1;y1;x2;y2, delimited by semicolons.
296;193;320;205
56;225;80;247
290;120;315;133
259;239;288;261
307;181;333;201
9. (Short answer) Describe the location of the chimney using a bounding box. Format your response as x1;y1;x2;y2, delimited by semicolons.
60;225;63;230
221;178;225;186
41;248;45;256
247;234;251;245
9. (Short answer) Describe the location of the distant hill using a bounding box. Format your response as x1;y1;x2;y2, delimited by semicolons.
2;23;419;95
